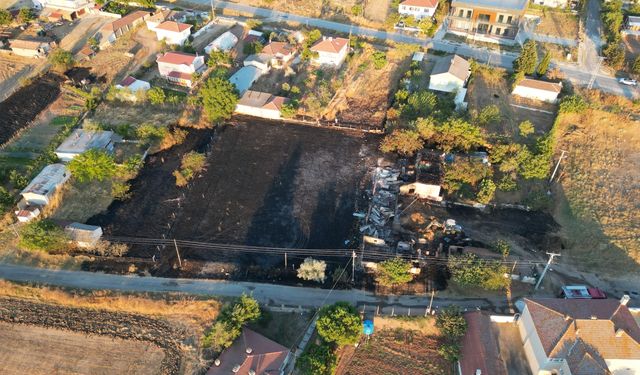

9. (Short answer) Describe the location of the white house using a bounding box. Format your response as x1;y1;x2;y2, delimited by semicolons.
262;41;296;68
55;129;115;162
204;31;238;54
235;90;289;120
428;54;470;93
243;53;271;72
228;66;265;95
531;0;568;8
518;297;640;375
65;222;103;248
114;76;151;101
310;36;349;67
8;39;53;58
153;20;192;46
512;78;562;103
156;51;205;87
399;0;439;19
20;164;71;206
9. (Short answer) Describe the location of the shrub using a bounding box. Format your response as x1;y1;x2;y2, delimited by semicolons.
475;178;496;204
201;320;240;351
438;342;461;362
494;240;510;258
633;56;640;74
380;129;423;156
518;120;535;137
297;257;327;283
376;257;413;287
372;51;387;69
513;40;537;75
19;220;68;252
202;294;260;350
536;51;551;76
559;94;587;114
0;186;14;211
447;253;510;290
68;149;117;182
147;87;166;105
0;9;12;25
475;105;501;127
207;50;232;67
316;302;361;345
18;7;35;22
297;343;337;375
173;151;206;187
351;4;363;16
603;42;625;69
243;40;263;55
435;306;467;338
48;49;74;71
111;181;131;200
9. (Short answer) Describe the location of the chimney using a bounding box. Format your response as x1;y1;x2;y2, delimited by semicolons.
248;370;256;375
475;370;482;375
232;364;240;373
246;347;253;354
616;328;625;338
621;294;631;306
214;359;221;367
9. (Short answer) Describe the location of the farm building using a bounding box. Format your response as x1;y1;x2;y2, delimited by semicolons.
115;76;151;101
206;328;289;375
65;222;103;248
243;53;271;72
55;129;115;162
235;90;289;120
15;206;41;223
310;36;349;67
261;41;295;68
229;66;264;95
156;51;205;88
204;31;238;54
8;39;53;58
400;182;442;201
399;0;439;19
512;78;562;103
20;164;71;206
428;54;470;93
153;20;192;46
97;11;150;49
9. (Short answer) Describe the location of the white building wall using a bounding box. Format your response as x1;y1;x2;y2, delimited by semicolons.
606;359;640;375
235;105;282;119
399;4;436;19
314;47;348;67
157;56;204;77
531;0;568;8
518;306;549;375
512;86;559;103
154;29;191;45
429;73;464;92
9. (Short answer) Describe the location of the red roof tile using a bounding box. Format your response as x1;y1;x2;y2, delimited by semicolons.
157;51;198;65
155;20;191;32
310;37;349;54
401;0;439;8
119;76;137;87
262;41;294;56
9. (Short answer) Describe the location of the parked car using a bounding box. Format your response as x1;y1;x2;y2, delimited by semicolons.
560;285;607;299
618;78;638;86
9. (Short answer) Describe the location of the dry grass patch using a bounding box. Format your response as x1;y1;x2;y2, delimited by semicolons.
49;178;113;223
530;8;579;40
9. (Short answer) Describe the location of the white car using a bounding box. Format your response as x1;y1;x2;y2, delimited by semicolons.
618;78;638;86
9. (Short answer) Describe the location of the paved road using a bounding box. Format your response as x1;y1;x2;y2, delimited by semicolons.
202;0;638;98
0;263;498;312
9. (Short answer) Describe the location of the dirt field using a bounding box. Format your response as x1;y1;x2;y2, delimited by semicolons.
529;8;579;40
0;53;37;102
0;73;62;147
0;322;165;375
52;15;114;54
89;119;381;273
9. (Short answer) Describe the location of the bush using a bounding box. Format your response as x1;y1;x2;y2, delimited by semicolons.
68;149;117;182
518;120;535;137
448;253;510;290
380;129;423;156
201;320;240;351
243;41;263;55
372;51;387;69
48;49;74;71
281;102;298;118
475;105;501;127
351;4;363;16
435;306;467;338
297;342;337;375
493;239;510;258
376;257;413;287
438;342;461;362
0;186;14;211
19;220;68;252
297;257;327;283
603;42;625;70
147;87;166;105
559;94;587;114
0;9;12;25
202;294;260;350
173;151;206;187
316;302;361;345
199;77;239;122
18;7;35;22
111;181;131;200
633;56;640;74
475;178;496;204
207;50;232;67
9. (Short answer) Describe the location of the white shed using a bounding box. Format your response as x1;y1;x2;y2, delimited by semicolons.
429;54;470;93
228;66;265;95
512;78;562;103
55;129;115;162
400;182;443;201
65;222;103;248
235;90;288;120
20;164;71;206
204;31;238;54
243;53;271;72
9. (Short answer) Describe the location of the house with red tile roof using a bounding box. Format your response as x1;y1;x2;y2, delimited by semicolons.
97;11;150;49
235;90;289;120
310;36;349;67
206;327;290;375
518;296;640;375
153;20;192;46
512;78;562;103
261;41;296;68
399;0;440;19
459;311;508;375
156;51;205;87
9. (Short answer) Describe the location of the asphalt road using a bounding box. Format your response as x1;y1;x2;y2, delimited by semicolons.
202;0;638;98
0;263;497;312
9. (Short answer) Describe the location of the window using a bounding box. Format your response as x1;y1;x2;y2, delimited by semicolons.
466;10;472;18
495;27;502;35
478;13;490;22
507;15;513;23
458;9;464;17
498;15;504;23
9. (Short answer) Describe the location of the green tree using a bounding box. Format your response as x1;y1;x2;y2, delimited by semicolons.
307;29;322;44
435;306;467;338
221;293;261;327
536;51;551;76
207;50;232;67
351;4;363;16
448;253;510;290
372;51;387;69
376;257;413;287
475;104;501;127
199;77;238;122
433;118;484;152
18;7;35;22
437;342;461;362
603;42;625;69
513;40;538;75
0;186;14;211
633;56;640;74
559;94;587;114
88;37;99;50
281;102;298;118
243;40;263;55
476;178;496;204
0;9;12;25
519;120;535;137
201;321;240;351
403;90;438;119
316;302;361;346
380;129;423;156
68;149;117;182
297;257;327;283
147;87;166;105
48;48;74;71
19;220;68;252
443;159;492;194
418;17;434;35
297;343;337;375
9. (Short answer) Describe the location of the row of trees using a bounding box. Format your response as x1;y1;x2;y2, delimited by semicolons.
601;0;627;69
202;294;261;351
512;40;551;83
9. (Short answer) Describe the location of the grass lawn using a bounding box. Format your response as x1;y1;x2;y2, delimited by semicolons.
5;116;77;153
49;178;114;223
249;310;313;348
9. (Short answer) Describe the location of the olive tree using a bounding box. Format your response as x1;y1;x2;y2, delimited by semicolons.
316;302;361;346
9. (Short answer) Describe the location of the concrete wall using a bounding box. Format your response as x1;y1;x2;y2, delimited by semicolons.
155;29;191;46
235;105;282;120
518;306;547;375
606;359;640;374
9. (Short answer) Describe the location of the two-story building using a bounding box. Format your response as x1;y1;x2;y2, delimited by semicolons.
310;36;349;67
156;51;205;87
398;0;439;19
447;0;528;45
153;20;192;46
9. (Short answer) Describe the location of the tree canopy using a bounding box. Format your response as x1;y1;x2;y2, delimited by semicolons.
316;302;361;346
376;257;413;287
513;40;538;75
48;48;75;71
447;253;510;290
19;220;68;252
436;306;467;338
0;9;12;25
297;257;327;283
296;342;337;375
199;77;239;122
68;149;117;182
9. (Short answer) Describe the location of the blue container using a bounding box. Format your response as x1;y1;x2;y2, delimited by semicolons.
363;319;374;335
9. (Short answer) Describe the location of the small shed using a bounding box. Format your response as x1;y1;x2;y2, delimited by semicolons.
428;54;470;93
400;182;443;201
55;129;115;162
235;90;288;120
243;53;271;72
512;78;562;103
228;66;265;95
15;206;41;223
204;31;238;54
21;164;71;206
65;222;103;248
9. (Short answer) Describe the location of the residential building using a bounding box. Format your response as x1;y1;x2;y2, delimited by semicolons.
75;44;96;61
235;90;289;120
243;53;271;72
15;206;41;223
206;328;289;375
156;51;205;87
512;78;562;103
531;0;568;8
628;16;640;31
399;0;439;19
310;36;349;67
262;41;296;68
65;223;103;248
33;0;91;18
145;9;181;30
429;54;471;93
204;31;239;54
55;129;115;162
518;297;640;375
243;29;266;44
228;66;265;95
8;39;53;58
98;11;150;49
153;20;192;46
20;164;71;206
115;76;151;101
458;311;508;375
448;0;528;44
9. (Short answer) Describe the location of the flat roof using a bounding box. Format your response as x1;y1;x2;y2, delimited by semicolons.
56;129;114;154
452;0;528;11
229;66;263;95
21;164;68;197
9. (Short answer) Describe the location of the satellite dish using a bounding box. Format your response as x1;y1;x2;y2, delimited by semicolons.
363;319;374;336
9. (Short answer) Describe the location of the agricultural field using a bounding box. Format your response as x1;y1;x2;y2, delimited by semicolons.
0;54;37;102
553;91;640;272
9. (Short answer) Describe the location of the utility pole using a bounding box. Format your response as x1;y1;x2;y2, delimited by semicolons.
427;289;435;314
549;149;567;183
173;239;182;268
351;251;356;283
535;252;561;290
284;252;287;269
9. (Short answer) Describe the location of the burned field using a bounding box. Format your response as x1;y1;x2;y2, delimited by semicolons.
0;73;62;146
90;119;381;275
